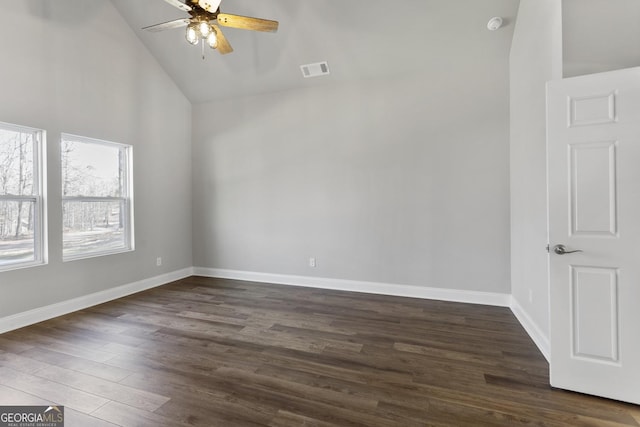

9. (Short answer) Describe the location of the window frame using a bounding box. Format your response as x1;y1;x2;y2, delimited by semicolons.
0;121;46;272
61;133;134;261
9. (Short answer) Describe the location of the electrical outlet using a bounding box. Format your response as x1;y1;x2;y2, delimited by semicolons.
309;257;316;268
156;257;162;267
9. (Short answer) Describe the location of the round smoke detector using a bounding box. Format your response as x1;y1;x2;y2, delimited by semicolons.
487;17;503;31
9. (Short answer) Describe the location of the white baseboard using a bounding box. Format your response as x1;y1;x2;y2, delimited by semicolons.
509;297;550;362
0;267;194;334
193;267;512;307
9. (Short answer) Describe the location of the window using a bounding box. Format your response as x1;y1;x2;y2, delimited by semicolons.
0;122;45;271
61;134;133;260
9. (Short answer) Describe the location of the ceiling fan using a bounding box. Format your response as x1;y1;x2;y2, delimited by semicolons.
143;0;279;55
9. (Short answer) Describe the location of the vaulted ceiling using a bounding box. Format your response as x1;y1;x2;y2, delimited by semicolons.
110;0;520;104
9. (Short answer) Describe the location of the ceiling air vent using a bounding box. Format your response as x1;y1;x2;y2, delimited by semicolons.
300;61;330;78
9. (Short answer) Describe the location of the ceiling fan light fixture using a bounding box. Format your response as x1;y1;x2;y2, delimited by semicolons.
199;21;212;37
186;24;199;45
207;31;218;49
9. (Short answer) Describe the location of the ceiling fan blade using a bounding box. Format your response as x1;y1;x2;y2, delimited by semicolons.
212;25;233;54
162;0;192;12
216;13;279;33
142;18;190;32
196;0;223;14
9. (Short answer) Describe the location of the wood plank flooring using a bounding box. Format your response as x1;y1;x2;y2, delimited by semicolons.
0;276;638;426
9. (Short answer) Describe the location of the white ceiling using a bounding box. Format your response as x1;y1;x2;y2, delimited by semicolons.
110;0;520;104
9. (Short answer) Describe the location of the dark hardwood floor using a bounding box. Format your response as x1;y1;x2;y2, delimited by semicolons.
0;276;638;426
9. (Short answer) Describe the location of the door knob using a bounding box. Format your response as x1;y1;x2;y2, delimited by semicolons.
553;244;583;255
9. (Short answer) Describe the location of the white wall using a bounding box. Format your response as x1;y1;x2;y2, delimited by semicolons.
0;0;192;317
509;0;562;354
192;62;511;294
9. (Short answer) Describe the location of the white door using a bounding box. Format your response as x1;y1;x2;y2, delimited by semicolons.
547;67;640;404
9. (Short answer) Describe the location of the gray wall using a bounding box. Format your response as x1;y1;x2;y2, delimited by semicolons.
0;0;192;317
193;64;511;293
509;0;562;341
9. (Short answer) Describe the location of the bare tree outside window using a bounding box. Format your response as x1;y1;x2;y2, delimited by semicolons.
0;122;44;270
61;135;133;260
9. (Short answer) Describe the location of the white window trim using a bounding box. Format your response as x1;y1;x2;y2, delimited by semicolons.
61;134;134;262
0;122;47;272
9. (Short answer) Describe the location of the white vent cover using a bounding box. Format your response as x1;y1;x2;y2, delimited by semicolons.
300;61;330;78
